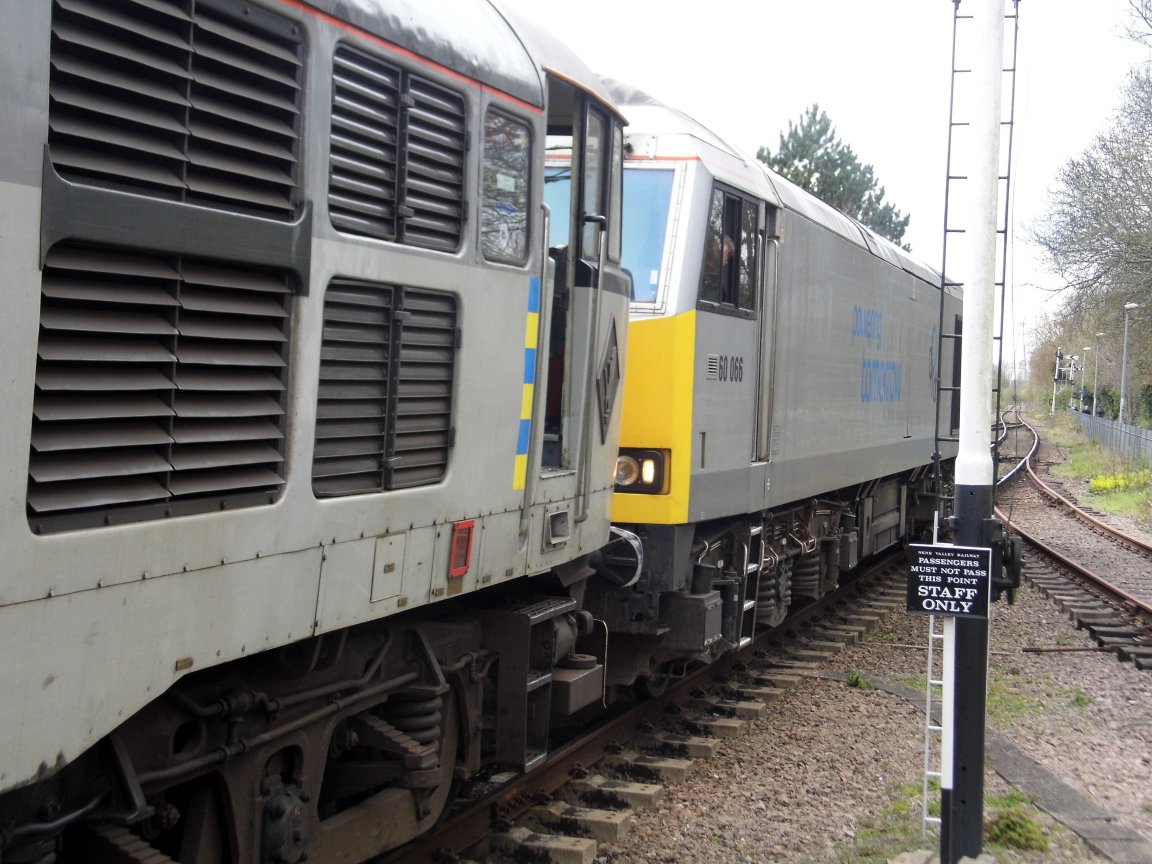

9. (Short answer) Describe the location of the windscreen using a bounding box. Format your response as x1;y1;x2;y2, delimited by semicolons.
547;163;674;304
622;167;674;303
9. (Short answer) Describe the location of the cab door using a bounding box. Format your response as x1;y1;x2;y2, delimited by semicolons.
528;77;626;569
754;208;781;457
691;185;761;520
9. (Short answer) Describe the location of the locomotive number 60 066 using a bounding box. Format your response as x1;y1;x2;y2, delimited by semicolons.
718;354;743;382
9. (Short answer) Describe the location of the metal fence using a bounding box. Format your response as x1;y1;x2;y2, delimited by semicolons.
1075;412;1152;463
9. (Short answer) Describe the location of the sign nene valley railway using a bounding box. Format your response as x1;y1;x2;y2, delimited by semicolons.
905;544;992;619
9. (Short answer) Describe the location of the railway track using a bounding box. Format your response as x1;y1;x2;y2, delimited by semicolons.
374;553;912;864
995;412;1152;672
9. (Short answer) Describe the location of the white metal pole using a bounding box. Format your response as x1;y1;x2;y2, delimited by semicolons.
1093;332;1103;416
946;0;1004;860
1119;304;1139;423
954;4;1003;493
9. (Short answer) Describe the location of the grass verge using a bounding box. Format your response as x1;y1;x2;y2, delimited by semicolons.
823;781;1074;862
1037;411;1152;524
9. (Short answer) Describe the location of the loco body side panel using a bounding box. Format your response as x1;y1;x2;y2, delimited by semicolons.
758;207;952;510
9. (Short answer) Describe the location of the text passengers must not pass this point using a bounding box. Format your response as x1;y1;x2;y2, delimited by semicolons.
905;544;992;619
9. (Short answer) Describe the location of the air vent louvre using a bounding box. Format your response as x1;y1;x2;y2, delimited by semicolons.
391;290;457;488
329;45;465;250
48;0;302;218
313;282;456;496
28;243;291;531
403;77;467;251
329;47;401;240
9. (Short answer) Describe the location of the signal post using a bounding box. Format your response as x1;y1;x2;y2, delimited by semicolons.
918;1;1019;861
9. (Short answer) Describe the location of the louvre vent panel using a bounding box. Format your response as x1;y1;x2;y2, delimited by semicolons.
313;283;456;496
48;0;301;218
403;79;466;251
390;290;456;488
328;46;466;250
329;46;401;240
313;282;393;495
28;243;291;531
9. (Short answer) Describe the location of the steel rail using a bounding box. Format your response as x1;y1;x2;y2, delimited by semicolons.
995;509;1152;620
995;417;1152;620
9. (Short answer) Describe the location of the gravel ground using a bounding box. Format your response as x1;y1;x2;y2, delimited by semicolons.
580;417;1152;864
595;585;1152;864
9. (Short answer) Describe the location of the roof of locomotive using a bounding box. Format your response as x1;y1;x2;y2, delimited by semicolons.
607;81;776;204
497;8;626;120
605;80;943;288
311;0;620;114
605;80;748;156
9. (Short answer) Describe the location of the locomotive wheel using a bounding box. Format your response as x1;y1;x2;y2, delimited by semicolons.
633;670;672;700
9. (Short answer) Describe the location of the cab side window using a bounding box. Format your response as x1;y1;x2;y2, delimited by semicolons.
581;108;608;260
480;110;531;263
699;186;757;315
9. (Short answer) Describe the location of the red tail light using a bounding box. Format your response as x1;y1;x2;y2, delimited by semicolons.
448;520;474;579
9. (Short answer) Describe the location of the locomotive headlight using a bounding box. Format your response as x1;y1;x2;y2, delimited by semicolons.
640;458;657;485
615;455;641;486
614;449;667;494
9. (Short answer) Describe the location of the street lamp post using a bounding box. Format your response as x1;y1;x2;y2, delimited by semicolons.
1081;348;1091;411
1119;303;1140;424
1092;332;1104;417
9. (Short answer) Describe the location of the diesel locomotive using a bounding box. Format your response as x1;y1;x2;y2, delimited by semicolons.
594;83;960;693
0;1;632;860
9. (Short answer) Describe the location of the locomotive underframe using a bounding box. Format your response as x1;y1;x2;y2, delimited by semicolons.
590;465;948;690
0;573;609;864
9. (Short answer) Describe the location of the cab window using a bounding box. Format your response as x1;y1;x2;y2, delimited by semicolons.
699;186;758;315
581;108;607;259
608;122;623;263
480;110;530;263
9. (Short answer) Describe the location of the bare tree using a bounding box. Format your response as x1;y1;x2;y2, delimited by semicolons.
1126;0;1152;45
1030;61;1152;422
1030;67;1152;319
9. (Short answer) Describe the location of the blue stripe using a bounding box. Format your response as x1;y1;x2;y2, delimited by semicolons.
527;276;541;314
516;418;532;454
523;347;537;384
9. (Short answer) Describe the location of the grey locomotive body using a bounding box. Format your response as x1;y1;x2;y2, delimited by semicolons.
0;1;631;859
605;89;960;684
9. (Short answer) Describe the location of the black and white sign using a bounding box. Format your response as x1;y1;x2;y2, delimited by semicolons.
906;544;992;619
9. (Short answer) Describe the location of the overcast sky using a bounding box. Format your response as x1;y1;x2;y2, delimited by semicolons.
499;0;1149;370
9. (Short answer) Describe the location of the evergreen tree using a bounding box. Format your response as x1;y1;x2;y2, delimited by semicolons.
757;104;910;249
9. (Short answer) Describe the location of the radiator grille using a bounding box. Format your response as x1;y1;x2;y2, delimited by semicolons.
329;45;466;250
28;244;291;531
48;0;302;218
313;282;456;496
